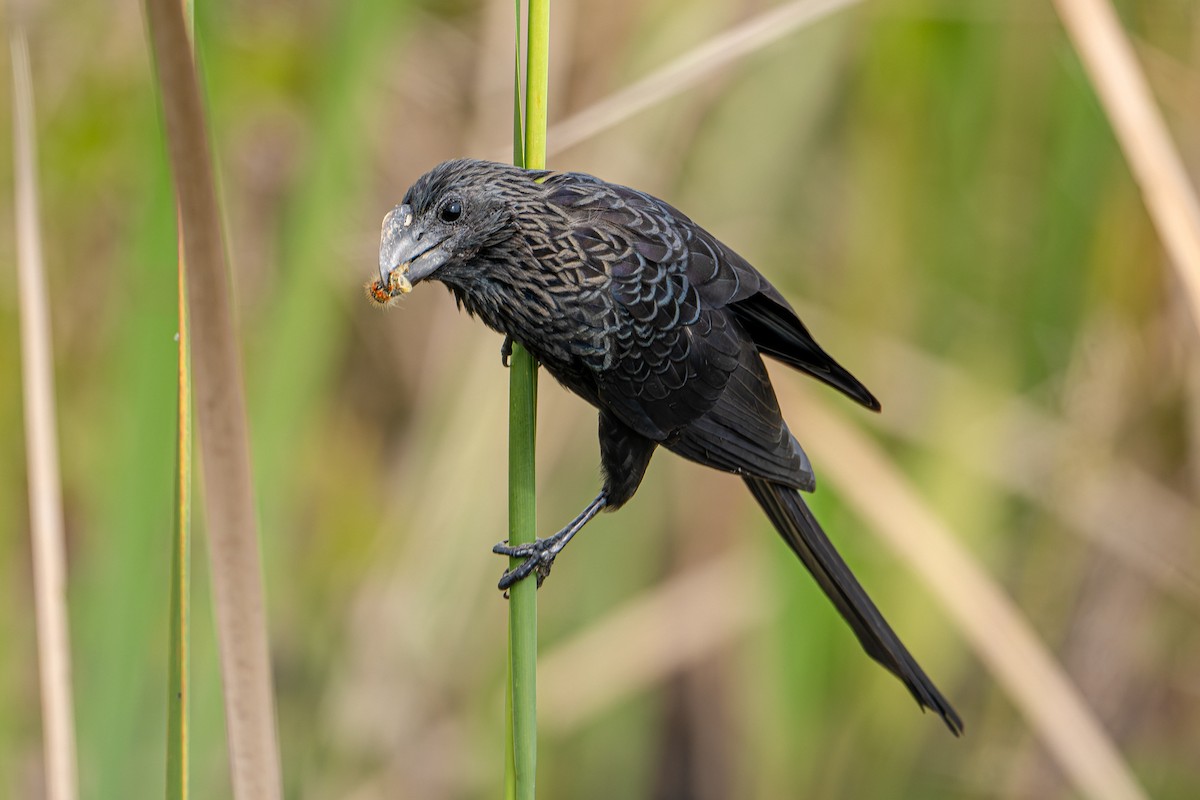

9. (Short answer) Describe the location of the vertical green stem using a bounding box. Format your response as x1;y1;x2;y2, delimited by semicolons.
505;1;549;799
506;347;537;800
166;235;192;800
166;3;194;799
523;0;550;171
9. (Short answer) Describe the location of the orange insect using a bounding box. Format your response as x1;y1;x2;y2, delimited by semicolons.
365;268;413;308
365;277;394;306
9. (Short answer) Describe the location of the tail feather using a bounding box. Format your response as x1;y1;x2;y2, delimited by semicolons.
744;476;963;735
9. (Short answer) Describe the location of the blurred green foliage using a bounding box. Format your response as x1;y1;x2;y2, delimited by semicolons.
2;0;1199;798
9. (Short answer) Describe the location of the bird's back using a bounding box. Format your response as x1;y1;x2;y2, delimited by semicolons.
516;169;873;489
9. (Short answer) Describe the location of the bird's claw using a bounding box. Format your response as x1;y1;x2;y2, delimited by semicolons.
500;336;513;367
494;538;557;592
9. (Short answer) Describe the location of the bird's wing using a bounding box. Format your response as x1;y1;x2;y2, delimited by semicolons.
727;291;880;411
666;330;816;491
682;225;881;411
540;176;814;489
541;175;739;441
542;172;878;410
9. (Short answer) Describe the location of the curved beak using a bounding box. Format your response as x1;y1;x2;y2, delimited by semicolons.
378;204;451;292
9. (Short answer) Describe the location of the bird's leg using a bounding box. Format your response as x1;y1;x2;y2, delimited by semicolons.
493;492;608;591
500;335;514;367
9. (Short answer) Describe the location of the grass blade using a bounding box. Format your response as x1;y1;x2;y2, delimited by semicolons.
166;242;192;800
142;0;282;797
533;0;862;157
11;26;80;800
539;549;767;734
166;7;195;799
781;384;1149;800
1053;0;1200;334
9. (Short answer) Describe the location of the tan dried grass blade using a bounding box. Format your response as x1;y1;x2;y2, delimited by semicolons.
539;549;767;733
780;384;1148;800
821;319;1200;606
11;28;79;800
1054;0;1200;331
485;0;863;161
544;0;861;156
142;0;282;797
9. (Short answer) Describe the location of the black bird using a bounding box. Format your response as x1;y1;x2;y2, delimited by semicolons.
375;158;962;734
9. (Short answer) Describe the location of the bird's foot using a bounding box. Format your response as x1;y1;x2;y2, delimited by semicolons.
493;537;562;592
500;336;513;367
492;493;608;594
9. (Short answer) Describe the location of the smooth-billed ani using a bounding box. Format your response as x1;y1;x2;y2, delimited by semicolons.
373;158;962;734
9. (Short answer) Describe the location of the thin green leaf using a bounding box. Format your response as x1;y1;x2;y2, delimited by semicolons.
165;246;192;800
166;2;195;796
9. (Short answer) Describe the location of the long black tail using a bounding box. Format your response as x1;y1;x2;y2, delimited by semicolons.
744;476;963;735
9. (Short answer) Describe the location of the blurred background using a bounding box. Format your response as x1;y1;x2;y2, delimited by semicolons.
3;0;1200;797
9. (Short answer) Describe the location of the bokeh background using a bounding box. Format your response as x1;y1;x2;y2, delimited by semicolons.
3;0;1200;797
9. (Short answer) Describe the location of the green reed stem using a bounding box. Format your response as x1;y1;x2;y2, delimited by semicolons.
505;1;549;798
165;2;194;798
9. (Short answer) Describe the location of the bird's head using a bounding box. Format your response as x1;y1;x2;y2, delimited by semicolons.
375;159;528;302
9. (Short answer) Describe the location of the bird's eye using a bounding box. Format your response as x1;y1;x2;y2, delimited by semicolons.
439;199;463;223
